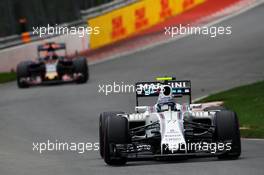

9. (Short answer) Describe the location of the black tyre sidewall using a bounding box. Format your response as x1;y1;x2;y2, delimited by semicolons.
103;112;128;165
73;57;89;83
99;113;105;158
215;110;241;159
16;61;32;88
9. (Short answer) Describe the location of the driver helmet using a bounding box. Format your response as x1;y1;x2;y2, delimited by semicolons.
156;85;176;112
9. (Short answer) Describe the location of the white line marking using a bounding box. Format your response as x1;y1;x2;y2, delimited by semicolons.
243;138;264;141
192;95;209;103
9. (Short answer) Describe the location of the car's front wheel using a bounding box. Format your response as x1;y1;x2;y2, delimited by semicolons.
215;110;241;159
73;57;89;84
99;112;125;158
103;112;129;165
16;61;32;88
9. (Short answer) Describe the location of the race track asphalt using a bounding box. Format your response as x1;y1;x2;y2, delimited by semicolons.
0;3;264;175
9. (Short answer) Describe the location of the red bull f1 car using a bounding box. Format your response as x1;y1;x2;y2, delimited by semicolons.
99;77;241;165
16;42;89;88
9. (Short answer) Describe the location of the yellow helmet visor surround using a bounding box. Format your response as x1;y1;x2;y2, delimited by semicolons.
156;77;175;81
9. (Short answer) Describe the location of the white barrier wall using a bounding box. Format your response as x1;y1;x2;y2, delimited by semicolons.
0;33;89;72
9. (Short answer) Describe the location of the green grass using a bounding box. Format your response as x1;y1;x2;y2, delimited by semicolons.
198;81;264;138
0;72;16;84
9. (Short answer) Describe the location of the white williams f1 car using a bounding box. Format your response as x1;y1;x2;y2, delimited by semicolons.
99;77;241;165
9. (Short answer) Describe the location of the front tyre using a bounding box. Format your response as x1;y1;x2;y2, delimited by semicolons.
215;110;241;159
73;57;89;84
16;61;32;88
103;113;129;165
99;112;124;158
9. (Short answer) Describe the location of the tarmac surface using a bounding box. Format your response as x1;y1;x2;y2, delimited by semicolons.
0;3;264;175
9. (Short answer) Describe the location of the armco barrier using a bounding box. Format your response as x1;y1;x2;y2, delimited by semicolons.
88;0;205;49
0;0;131;50
0;33;89;72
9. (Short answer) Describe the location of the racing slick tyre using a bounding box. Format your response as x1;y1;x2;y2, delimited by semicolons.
16;61;32;88
99;113;105;158
99;112;125;158
56;63;64;80
103;113;129;165
57;60;74;79
73;57;89;84
215;110;241;159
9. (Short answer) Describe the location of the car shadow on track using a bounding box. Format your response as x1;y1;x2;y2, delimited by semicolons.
107;156;245;167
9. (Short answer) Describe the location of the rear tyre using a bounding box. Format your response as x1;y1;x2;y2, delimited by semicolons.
103;113;129;165
16;61;32;88
215;110;241;159
73;57;89;84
